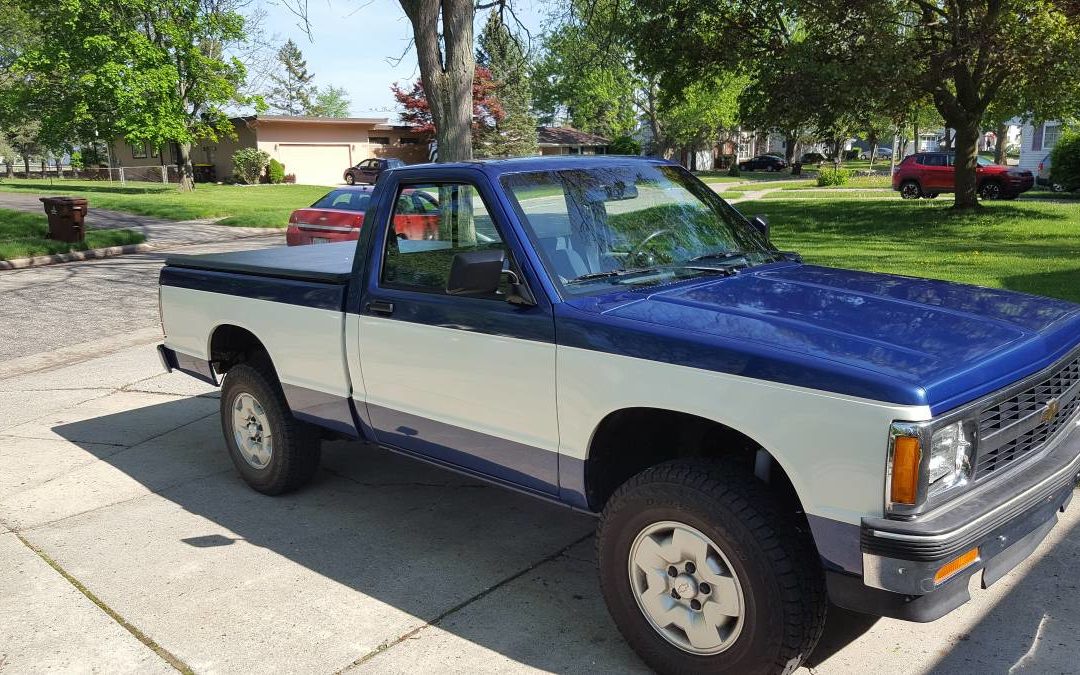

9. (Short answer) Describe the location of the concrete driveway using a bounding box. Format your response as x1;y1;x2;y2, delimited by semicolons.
2;343;1080;674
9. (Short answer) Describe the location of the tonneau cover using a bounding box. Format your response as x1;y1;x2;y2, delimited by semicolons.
165;241;356;283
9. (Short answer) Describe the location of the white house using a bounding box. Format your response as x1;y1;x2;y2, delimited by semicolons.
1017;120;1065;173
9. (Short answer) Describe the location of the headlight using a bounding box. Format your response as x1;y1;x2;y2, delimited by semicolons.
887;418;976;514
927;421;973;494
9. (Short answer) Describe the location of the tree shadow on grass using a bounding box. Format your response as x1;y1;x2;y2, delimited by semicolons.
0;182;173;196
1002;268;1080;303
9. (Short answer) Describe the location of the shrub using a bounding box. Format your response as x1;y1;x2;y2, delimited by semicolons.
267;158;285;184
609;135;642;156
1049;129;1080;192
817;167;853;187
727;162;741;177
232;148;270;184
283;173;297;184
844;148;862;161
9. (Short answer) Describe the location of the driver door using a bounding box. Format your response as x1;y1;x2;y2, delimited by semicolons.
357;177;560;494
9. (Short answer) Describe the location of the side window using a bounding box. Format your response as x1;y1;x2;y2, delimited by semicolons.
923;154;946;167
381;183;509;298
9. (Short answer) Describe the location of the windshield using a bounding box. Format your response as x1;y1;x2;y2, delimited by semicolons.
500;164;777;295
975;156;994;167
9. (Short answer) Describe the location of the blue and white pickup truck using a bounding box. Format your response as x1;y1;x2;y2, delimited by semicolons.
158;156;1080;674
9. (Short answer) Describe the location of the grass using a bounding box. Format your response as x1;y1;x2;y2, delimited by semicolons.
736;197;1080;302
0;178;331;227
0;208;145;261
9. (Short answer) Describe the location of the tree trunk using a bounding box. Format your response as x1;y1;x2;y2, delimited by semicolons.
23;156;30;178
401;0;475;162
868;131;878;170
177;142;195;191
953;122;981;210
4;161;12;178
943;128;952;151
913;120;920;155
994;122;1008;165
784;130;797;164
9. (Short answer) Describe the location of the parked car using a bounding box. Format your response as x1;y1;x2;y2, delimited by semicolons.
343;157;405;185
800;152;827;164
1037;154;1071;192
875;147;894;160
286;185;440;246
892;152;1034;200
738;154;787;171
159;155;1080;675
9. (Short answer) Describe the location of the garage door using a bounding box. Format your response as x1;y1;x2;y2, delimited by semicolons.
276;144;352;186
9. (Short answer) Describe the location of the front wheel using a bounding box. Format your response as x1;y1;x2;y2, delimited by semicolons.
979;181;1002;200
345;173;356;185
221;361;321;495
597;460;826;675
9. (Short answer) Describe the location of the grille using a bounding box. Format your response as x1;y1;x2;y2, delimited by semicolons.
975;353;1080;478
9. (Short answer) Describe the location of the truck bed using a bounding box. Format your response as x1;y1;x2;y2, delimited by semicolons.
165;241;356;283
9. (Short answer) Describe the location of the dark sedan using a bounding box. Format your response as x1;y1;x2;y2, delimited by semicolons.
343;157;405;185
738;154;787;172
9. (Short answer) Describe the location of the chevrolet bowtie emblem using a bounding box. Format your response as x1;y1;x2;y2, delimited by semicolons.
1041;398;1061;423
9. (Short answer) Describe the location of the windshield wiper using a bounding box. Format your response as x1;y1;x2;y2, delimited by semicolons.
689;250;753;263
565;267;659;285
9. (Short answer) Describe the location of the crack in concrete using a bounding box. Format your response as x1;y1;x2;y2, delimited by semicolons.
334;531;595;672
12;531;194;674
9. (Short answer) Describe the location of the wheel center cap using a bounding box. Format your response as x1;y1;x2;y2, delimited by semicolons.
674;574;697;599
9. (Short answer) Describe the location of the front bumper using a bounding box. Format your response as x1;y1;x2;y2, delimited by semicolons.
834;419;1080;622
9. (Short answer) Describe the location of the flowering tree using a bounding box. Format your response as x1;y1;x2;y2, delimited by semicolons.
392;65;503;153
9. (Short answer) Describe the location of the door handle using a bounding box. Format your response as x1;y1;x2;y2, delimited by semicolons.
366;300;395;316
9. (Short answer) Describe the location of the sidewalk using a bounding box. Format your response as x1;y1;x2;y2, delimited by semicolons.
2;342;1079;673
0;192;282;249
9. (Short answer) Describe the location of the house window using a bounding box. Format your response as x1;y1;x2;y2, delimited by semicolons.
368;136;390;145
737;134;752;159
399;137;419;145
130;143;147;159
1043;124;1062;151
150;145;159;158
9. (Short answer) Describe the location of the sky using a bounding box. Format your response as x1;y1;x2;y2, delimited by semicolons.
258;0;551;120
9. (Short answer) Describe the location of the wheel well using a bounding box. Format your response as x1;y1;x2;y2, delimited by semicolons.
209;325;268;375
584;408;805;518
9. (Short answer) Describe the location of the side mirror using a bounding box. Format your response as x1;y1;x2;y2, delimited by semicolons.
750;215;770;239
446;249;506;296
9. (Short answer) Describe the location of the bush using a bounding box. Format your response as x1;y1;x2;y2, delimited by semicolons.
727;162;741;177
817;167;853;186
267;158;285;184
844;149;862;161
284;173;297;184
609;135;642;156
232;148;270;184
1049;129;1080;192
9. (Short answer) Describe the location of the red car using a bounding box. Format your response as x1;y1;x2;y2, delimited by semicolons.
892;152;1034;200
286;186;441;246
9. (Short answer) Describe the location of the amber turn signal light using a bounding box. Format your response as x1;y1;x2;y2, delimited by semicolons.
934;548;979;585
890;436;921;505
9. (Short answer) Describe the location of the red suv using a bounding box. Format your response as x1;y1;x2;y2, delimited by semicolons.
892;152;1033;200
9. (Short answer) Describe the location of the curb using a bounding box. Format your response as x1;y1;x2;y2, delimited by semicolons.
0;229;286;271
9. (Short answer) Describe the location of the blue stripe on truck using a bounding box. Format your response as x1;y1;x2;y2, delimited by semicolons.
160;267;346;311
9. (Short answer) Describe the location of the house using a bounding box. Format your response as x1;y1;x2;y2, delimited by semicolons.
1017;120;1066;173
111;115;430;185
537;126;610;155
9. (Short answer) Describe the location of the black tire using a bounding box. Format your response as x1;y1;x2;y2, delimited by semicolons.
597;459;826;675
345;173;356;185
220;360;321;495
979;181;1002;200
924;192;939;199
900;180;922;199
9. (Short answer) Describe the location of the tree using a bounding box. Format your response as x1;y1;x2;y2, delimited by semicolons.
14;0;254;191
308;86;351;118
476;10;537;157
661;76;745;169
267;39;316;115
4;120;41;177
392;66;504;152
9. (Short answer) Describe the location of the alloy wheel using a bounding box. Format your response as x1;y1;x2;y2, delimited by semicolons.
232;392;273;469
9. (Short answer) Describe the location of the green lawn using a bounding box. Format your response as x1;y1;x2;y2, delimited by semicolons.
738;197;1080;302
0;179;332;227
0;208;145;261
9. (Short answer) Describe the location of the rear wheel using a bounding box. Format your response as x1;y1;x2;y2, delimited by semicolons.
900;181;922;199
597;459;826;675
220;360;321;495
979;181;1002;200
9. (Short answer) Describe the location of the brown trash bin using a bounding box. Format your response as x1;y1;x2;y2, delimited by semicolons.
39;196;89;243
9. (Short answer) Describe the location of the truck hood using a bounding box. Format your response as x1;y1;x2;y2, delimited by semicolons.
560;264;1080;412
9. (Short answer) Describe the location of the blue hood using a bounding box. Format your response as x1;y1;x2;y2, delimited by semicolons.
557;263;1080;413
